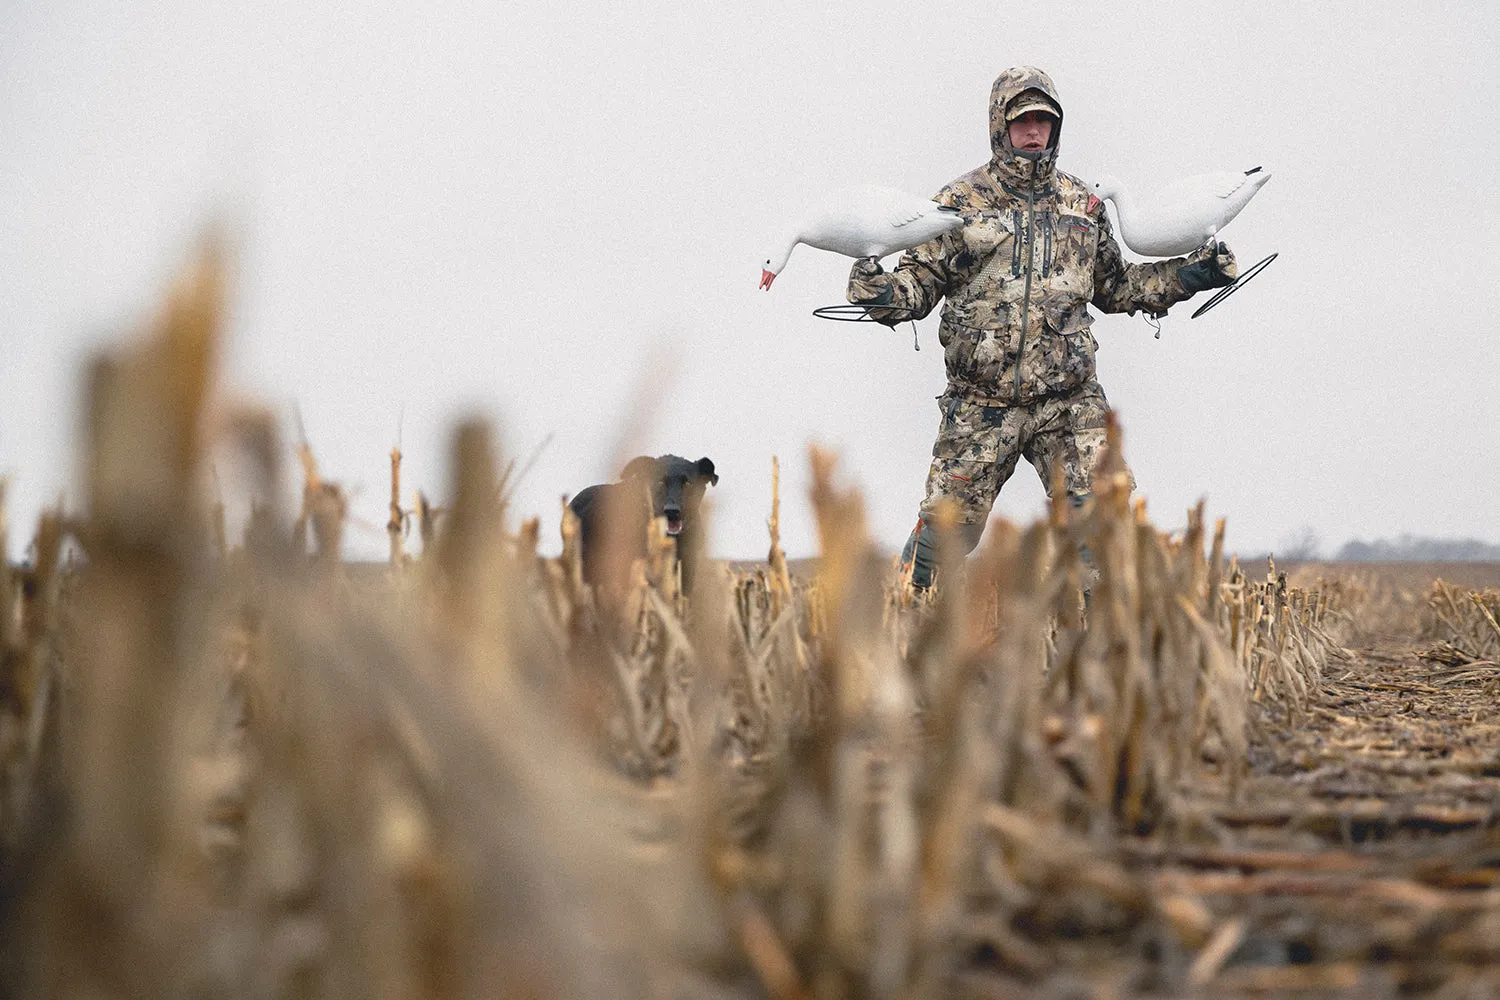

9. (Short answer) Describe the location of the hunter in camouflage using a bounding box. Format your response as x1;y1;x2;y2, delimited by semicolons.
848;66;1238;588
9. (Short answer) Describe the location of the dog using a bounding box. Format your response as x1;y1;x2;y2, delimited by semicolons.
567;454;718;592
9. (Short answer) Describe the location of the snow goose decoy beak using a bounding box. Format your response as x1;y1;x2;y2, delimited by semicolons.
1089;166;1276;321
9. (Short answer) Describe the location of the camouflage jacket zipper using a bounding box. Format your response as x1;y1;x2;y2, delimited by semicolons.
1013;176;1038;403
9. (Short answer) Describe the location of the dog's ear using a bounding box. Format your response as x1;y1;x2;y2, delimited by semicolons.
620;456;657;482
696;457;718;486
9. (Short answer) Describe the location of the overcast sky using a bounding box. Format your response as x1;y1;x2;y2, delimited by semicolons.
3;1;1497;562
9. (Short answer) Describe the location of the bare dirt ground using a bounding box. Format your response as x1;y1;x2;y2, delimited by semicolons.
1121;562;1500;997
729;558;1500;996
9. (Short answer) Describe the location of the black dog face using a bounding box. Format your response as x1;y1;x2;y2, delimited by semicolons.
619;454;718;537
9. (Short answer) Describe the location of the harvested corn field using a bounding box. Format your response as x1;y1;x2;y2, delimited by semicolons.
1;252;1498;999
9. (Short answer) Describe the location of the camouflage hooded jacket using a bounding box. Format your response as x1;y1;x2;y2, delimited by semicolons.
852;67;1201;406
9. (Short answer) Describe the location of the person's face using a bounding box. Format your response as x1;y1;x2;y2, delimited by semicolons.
1007;111;1055;152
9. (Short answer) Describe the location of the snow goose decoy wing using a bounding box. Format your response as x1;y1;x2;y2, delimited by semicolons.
757;184;965;291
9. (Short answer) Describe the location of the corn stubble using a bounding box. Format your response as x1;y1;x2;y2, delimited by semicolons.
0;248;1369;998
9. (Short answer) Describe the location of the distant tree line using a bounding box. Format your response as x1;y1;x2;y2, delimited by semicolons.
1332;535;1500;562
1235;529;1500;564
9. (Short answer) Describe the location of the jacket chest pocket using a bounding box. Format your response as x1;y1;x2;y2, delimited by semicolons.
1043;211;1097;295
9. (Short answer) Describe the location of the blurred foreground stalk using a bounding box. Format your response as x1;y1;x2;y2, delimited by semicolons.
0;244;1359;1000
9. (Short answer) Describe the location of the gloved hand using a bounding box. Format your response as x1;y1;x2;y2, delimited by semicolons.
1177;241;1239;294
847;255;895;306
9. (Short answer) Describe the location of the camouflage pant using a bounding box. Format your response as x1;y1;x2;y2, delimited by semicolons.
900;380;1122;588
918;379;1120;524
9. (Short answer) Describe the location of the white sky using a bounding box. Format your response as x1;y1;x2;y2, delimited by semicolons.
2;1;1497;562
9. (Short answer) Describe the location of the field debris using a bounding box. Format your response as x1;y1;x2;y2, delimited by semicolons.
1;247;1497;997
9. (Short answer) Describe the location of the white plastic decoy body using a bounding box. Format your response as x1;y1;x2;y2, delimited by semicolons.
1089;167;1271;257
758;184;965;290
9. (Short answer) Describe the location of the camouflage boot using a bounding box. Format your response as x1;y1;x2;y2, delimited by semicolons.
899;517;986;591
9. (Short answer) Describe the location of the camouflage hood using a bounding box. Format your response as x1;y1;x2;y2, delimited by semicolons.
988;66;1063;191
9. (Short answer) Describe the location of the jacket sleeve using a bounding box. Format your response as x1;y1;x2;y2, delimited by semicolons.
1089;208;1195;316
846;219;962;327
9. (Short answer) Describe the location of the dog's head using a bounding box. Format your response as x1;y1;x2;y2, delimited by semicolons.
620;454;717;537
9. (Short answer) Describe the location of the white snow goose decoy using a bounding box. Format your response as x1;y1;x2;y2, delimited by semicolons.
758;185;965;291
1088;166;1275;318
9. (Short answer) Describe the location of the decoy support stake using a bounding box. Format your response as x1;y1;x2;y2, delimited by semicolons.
812;304;922;351
1190;252;1279;319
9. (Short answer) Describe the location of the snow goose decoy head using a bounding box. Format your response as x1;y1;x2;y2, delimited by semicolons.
759;242;795;290
1087;174;1124;203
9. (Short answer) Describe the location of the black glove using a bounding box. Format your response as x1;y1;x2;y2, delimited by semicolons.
1177;241;1239;295
847;255;895;306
